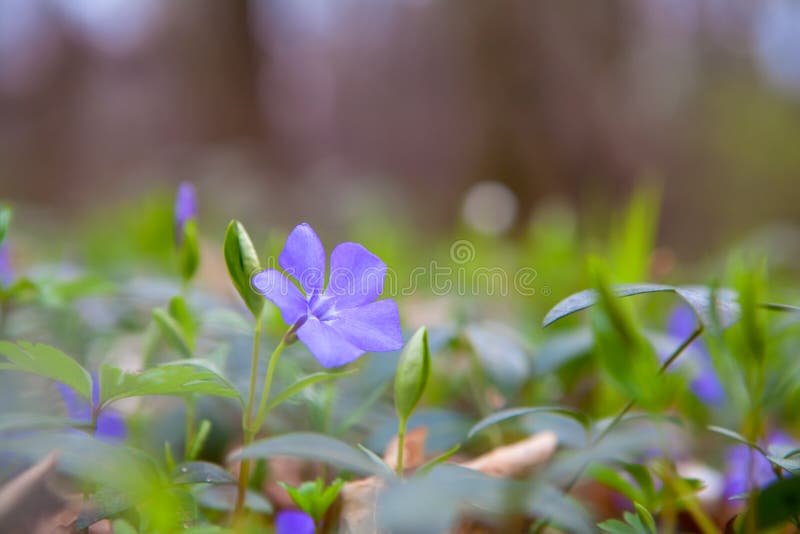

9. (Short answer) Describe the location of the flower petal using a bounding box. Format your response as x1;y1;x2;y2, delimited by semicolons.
276;510;315;534
296;315;365;368
279;223;326;295
330;299;403;352
253;269;307;325
325;242;386;309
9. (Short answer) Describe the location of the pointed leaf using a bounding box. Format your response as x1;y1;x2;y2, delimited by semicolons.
0;341;92;401
748;476;800;529
467;406;590;439
543;283;741;329
265;368;357;413
152;308;193;358
99;361;241;408
707;425;763;453
232;432;393;477
0;204;11;245
172;462;236;485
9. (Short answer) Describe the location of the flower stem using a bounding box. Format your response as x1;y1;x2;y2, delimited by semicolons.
235;322;291;518
234;316;263;517
184;395;196;459
396;418;407;476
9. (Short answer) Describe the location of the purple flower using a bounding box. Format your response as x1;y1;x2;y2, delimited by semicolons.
174;181;198;244
666;306;725;405
724;432;792;499
0;242;13;288
56;374;126;443
253;223;403;368
276;509;315;534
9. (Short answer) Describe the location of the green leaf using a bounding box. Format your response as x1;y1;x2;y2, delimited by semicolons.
223;220;263;318
543;283;741;329
463;322;531;389
0;341;92;401
0;413;89;434
467;406;591;440
152;308;193;358
232;432;393;477
394;327;431;423
179;219;200;281
748;476;800;529
265;368;357;413
99;361;241;408
0;204;11;245
110;519;138;534
193;485;273;515
634;502;657;533
416;444;461;476
279;478;344;523
172;462;236;485
588;464;646;504
707;425;764;453
76;487;133;530
169;295;196;349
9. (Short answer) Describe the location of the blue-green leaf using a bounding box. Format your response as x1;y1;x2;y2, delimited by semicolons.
468;406;591;440
0;341;92;401
99;361;241;408
172;462;236;485
265;368;357;413
232;432;393;477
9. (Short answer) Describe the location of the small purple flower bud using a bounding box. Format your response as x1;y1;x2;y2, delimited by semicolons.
174;182;198;244
0;242;12;288
275;510;316;534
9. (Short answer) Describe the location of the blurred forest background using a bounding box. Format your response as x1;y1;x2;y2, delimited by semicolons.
2;0;800;258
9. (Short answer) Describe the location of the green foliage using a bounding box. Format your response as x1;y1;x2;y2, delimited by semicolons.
98;361;241;408
0;341;93;401
232;432;393;477
279;477;344;523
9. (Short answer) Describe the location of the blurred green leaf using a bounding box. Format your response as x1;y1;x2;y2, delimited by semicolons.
609;186;660;283
76;487;133;530
467;406;590;440
152;308;193;358
394;327;431;424
172;461;236;485
99;361;241;408
416;444;461;476
543;283;741;330
707;425;764;453
0;413;88;434
588;464;646;504
193;485;273;514
0;341;92;401
232;432;393;477
223;220;263;318
169;295;196;348
463;322;530;390
279;478;344;523
747;476;800;529
265;368;357;413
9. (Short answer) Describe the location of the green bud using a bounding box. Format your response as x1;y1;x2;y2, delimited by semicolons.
0;204;11;246
179;220;200;282
152;308;192;358
223;220;263;318
394;326;430;423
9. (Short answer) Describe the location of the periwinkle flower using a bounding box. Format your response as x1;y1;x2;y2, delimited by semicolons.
0;242;12;288
723;432;792;499
56;375;126;443
253;223;403;368
666;305;725;405
275;509;315;534
174;181;198;244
